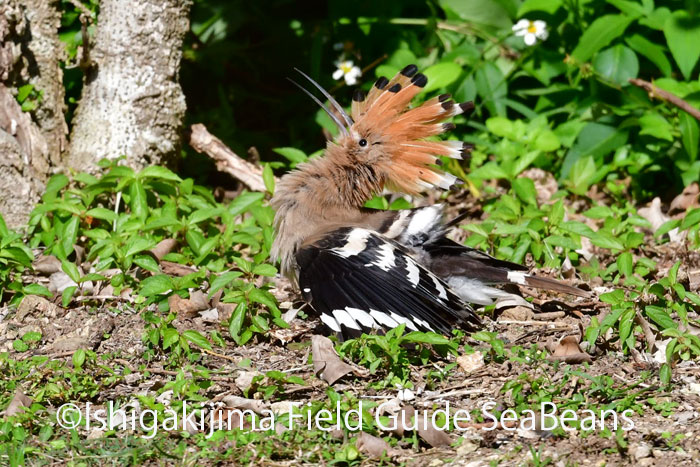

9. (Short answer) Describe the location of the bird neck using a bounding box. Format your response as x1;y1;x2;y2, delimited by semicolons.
271;144;384;278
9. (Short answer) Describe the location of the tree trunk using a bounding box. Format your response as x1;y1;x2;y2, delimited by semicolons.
0;0;65;228
65;0;191;172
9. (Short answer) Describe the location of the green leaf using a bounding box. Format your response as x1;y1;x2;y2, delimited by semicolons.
129;180;148;219
21;331;42;343
62;286;77;307
43;174;70;201
566;155;596;195
518;0;562;15
599;288;625;305
617;252;633;277
263;163;275;194
475;62;507;117
638;112;674;141
680;111;699;162
133;255;160;273
252;263;278;277
571;14;634;62
440;0;513;29
209;271;243;295
645;305;677;330
61;216;80;259
61;260;81;283
249;287;279;313
592;45;639;86
589;232;624;250
625;34;672;77
512;178;537;205
486;117;513;138
23;283;52;298
273;147;307;165
228;302;247;344
663;11;700;81
681;208;700;230
423;62;463;93
17;84;34;103
561;123;628;179
659;363;671;385
139;166;182;182
72;348;86;369
228;192;265;217
125;237;154;257
13;339;29;352
139;274;174;296
162;327;180;349
85;208;117;222
182;330;212;350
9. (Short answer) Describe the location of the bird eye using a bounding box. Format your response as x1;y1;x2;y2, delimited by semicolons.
358;139;368;147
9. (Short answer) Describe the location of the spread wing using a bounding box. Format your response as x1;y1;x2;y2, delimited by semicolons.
296;227;481;339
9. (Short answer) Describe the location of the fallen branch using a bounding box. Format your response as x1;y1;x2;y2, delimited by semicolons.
188;123;268;192
629;78;700;122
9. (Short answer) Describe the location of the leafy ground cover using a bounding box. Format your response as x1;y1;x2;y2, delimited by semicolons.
4;0;700;465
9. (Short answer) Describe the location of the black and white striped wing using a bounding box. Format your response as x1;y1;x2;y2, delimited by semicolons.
296;227;481;338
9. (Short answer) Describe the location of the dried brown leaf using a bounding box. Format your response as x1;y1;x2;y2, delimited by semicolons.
548;335;592;364
311;335;355;385
4;389;32;417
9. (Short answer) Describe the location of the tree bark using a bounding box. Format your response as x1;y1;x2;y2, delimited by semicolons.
65;0;191;172
0;0;65;228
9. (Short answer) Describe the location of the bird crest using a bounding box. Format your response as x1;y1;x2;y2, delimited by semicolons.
290;65;474;196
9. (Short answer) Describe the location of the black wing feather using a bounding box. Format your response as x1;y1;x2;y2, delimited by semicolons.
297;227;481;339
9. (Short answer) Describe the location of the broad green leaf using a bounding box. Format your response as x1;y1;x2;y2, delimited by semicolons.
43;174;70;201
592;45;638;86
475;62;507;116
24;283;53;298
252;263;278;277
680;112;699;162
599;288;625;305
681;208;700;230
561;123;628;179
645;305;677;330
263;163;275;194
440;0;513;29
139;166;182;182
182;330;212;350
518;0;562;15
85;208;117;222
133;255;160;273
273;147;307;165
512;178;537;205
486;117;513;138
162;327;180;349
423;62;463;93
72;348;86;369
638;112;674;141
61;216;80;259
571;14;633;62
625;34;672;77
228;192;265;216
125;237;154;257
617;252;633;277
61;260;80;283
129;180;148;220
589;232;624;250
139;274;174;296
209;271;243;295
229;302;247;344
663;11;700;81
606;0;649;17
249;287;279;313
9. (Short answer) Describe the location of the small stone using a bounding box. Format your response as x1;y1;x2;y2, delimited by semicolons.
631;443;651;460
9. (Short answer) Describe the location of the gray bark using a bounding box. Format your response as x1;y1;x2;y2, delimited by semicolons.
0;0;65;228
65;0;191;171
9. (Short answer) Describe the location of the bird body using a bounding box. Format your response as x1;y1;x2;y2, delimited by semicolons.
271;65;588;338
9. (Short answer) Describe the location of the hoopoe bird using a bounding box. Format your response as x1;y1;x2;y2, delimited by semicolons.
271;65;589;339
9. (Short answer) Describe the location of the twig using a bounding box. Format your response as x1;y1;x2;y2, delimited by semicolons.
188;123;269;192
629;78;700;121
202;347;239;362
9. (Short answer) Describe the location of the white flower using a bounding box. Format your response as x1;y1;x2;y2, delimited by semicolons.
332;60;362;86
512;19;548;46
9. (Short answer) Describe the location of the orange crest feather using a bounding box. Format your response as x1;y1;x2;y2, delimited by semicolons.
349;64;474;194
